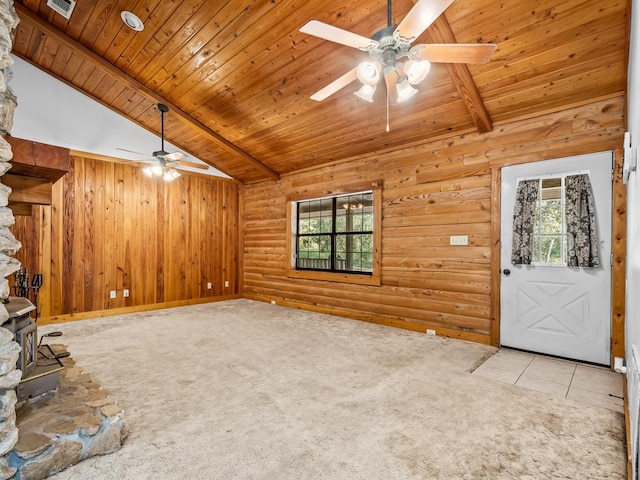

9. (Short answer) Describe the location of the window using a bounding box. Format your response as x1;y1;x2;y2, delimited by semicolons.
532;177;567;265
286;184;381;286
296;192;374;274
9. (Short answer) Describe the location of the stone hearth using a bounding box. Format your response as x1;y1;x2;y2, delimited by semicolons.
8;345;126;479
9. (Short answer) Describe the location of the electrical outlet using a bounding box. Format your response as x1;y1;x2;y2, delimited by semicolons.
224;280;229;288
109;290;116;299
426;329;436;336
207;282;212;289
123;289;129;298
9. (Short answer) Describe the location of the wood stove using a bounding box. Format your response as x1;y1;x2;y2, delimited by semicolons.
1;296;64;401
2;296;37;375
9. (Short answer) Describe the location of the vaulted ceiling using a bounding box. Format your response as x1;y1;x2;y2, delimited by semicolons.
12;0;629;183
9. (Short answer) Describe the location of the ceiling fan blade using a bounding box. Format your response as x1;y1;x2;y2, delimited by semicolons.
300;20;378;50
310;68;358;101
176;160;210;170
163;151;187;162
394;0;455;42
409;43;497;64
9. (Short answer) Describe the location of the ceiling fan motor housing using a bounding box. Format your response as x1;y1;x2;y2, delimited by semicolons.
369;26;411;68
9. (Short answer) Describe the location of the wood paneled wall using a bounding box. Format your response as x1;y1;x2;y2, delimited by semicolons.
11;154;242;318
243;96;626;352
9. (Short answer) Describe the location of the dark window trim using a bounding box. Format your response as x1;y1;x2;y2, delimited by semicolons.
286;184;382;287
295;195;374;275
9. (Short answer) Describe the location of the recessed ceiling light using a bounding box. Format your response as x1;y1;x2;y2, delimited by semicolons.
121;11;144;32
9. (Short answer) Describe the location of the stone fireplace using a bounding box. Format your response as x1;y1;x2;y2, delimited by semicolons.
0;329;126;480
0;2;127;479
9;344;126;479
0;1;24;476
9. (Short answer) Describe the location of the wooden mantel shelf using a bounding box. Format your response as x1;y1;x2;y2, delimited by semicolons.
4;137;70;215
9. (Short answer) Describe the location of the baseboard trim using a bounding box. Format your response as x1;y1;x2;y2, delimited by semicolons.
245;294;490;345
39;294;491;346
38;295;242;325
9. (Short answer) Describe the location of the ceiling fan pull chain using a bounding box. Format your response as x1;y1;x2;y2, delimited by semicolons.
386;91;391;132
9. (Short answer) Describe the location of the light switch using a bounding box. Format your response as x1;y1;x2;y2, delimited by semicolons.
449;235;468;246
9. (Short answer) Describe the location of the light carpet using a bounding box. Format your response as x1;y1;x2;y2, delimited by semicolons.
38;299;625;479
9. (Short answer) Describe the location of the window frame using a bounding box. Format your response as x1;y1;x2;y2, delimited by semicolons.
286;183;382;286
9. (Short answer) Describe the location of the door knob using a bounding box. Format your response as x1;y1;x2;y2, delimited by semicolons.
503;269;511;276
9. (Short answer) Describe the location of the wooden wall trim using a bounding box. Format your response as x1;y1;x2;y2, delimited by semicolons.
238;184;245;296
490;168;501;347
612;148;627;361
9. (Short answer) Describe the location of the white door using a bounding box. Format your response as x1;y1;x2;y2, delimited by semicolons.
500;152;612;365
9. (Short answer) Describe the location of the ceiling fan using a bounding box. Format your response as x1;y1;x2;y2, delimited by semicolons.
300;0;497;106
117;103;209;182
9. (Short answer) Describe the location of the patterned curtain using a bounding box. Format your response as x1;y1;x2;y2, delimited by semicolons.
565;174;600;267
511;179;539;265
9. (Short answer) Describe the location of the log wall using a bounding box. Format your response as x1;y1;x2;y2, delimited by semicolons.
11;154;243;318
243;96;627;354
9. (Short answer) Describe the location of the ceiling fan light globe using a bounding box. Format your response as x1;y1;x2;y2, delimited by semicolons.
405;59;431;85
142;166;155;177
396;79;418;103
164;169;181;182
354;84;377;102
151;165;164;177
356;61;381;86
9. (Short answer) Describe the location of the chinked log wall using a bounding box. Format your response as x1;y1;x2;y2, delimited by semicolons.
243;96;627;356
11;153;243;321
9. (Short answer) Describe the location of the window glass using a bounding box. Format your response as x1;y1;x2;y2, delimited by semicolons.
532;177;567;265
296;192;374;274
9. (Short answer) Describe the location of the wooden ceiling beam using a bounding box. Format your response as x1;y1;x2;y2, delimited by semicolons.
13;3;280;181
424;15;494;134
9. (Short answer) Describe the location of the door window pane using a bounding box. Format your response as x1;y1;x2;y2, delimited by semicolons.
532;177;567;265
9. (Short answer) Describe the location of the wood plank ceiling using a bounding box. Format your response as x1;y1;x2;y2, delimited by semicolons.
12;0;629;184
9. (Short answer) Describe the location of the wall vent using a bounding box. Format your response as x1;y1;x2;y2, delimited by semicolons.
46;0;76;20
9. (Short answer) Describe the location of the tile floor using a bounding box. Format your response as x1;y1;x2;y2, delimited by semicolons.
472;348;624;412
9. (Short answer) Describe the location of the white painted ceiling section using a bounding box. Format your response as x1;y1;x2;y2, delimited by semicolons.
9;57;229;178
